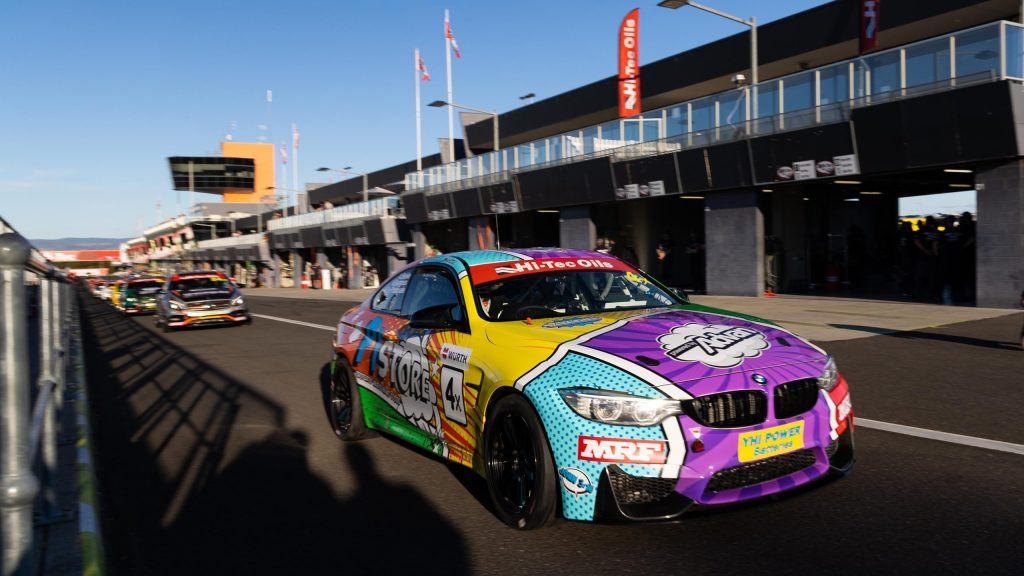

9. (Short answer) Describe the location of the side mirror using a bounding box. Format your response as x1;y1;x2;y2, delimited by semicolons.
670;288;690;303
409;303;464;330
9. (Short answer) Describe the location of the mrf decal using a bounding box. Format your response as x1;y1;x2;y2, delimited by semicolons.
658;323;769;368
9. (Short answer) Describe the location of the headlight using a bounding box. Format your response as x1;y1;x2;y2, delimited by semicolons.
817;357;839;391
169;300;184;311
559;388;681;426
231;296;244;306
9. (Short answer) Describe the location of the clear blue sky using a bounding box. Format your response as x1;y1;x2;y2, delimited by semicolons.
1;0;910;239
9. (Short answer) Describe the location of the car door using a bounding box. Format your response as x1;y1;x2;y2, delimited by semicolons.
347;268;442;445
398;266;481;463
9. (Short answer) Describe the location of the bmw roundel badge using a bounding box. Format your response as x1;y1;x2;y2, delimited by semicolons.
751;373;768;385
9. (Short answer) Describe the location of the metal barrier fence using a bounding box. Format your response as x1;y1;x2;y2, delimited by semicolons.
0;232;75;576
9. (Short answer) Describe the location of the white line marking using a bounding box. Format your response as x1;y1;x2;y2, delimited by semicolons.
251;313;335;332
857;418;1024;456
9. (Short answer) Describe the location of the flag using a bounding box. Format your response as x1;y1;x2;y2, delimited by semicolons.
292;124;300;150
279;143;288;164
618;8;640;118
417;49;431;81
266;89;273;103
445;13;461;58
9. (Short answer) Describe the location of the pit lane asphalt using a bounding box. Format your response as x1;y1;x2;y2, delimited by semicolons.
81;294;1024;576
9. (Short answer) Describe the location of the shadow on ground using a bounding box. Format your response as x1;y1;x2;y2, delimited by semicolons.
79;293;468;576
830;320;1023;350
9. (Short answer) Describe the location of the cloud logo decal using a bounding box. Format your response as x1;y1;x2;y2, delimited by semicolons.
658;323;770;368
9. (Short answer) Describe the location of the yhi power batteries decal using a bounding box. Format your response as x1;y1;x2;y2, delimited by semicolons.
658;323;769;368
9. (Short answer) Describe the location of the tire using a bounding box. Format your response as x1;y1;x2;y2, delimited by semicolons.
327;355;371;441
484;394;558;530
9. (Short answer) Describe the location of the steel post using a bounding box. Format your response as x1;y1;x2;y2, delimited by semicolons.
37;277;58;519
0;233;40;576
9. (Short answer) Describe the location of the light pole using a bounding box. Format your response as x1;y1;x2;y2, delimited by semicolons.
428;100;500;152
317;166;369;203
659;0;758;118
265;186;302;216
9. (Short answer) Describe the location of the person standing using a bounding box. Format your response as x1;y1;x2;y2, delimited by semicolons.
655;232;675;286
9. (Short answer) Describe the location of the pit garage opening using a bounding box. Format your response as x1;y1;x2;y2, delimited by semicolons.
764;168;977;305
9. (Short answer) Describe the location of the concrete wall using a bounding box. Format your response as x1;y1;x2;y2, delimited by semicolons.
705;189;764;297
975;161;1024;308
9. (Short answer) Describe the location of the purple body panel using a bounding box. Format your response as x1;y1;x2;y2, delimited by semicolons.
580;308;826;396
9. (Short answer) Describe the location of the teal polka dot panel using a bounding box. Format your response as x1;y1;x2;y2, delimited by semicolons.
420;254;469;274
522;351;668;521
452;250;524;266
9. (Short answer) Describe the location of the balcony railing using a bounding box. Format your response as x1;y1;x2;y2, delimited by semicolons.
267;197;400;231
405;19;1024;196
197;233;264;248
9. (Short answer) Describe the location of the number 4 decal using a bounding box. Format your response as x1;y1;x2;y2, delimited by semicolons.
441;366;467;425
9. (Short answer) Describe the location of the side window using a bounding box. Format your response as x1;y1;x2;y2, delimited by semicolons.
371;270;412;315
402;269;462;320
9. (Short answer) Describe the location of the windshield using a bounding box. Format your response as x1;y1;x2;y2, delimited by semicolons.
172;276;231;294
475;268;678;321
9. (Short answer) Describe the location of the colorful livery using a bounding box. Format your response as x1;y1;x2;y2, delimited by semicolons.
115;276;165;315
327;249;854;529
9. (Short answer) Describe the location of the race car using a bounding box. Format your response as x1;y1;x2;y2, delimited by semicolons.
116;276;165;315
326;249;854;529
154;270;250;331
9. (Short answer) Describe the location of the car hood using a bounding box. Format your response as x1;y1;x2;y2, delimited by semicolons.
484;306;828;393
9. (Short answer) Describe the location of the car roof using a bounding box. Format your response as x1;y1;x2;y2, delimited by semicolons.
174;271;227;278
441;247;612;262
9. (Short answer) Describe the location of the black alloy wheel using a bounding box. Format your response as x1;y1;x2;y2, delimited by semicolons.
328;356;370;441
484;394;557;529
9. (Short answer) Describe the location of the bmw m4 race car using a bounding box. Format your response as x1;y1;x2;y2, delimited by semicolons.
327;249;854;529
155;271;251;331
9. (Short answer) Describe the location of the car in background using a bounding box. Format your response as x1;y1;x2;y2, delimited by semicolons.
325;249;855;529
94;279;114;300
116;276;166;315
108;279;126;308
155;270;250;331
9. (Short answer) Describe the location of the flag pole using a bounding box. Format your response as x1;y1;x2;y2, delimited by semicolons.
280;143;288;217
415;48;423;174
292;124;299;212
445;8;455;175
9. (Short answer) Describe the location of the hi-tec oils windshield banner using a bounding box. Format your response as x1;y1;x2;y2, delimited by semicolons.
618;8;640;118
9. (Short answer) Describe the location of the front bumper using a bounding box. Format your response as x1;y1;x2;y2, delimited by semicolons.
165;305;250;328
593;421;855;521
123;299;158;314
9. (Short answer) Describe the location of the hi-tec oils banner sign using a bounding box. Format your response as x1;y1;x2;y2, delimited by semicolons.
618;8;640;118
861;0;880;53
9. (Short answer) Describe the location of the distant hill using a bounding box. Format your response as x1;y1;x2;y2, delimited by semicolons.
30;237;129;250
